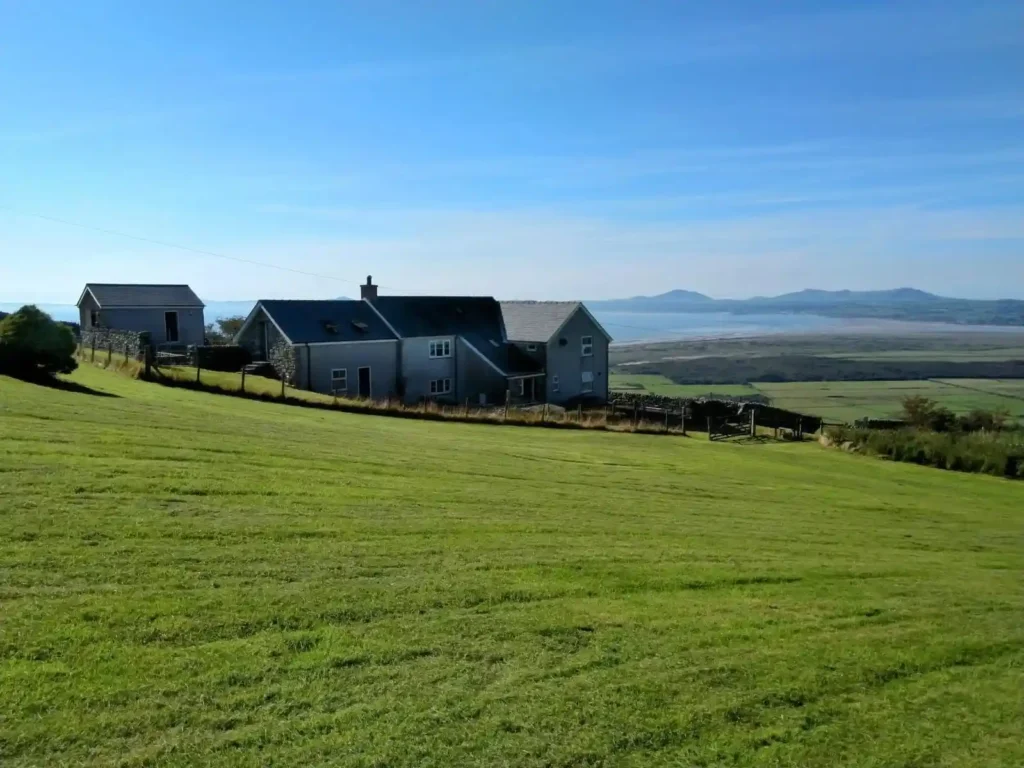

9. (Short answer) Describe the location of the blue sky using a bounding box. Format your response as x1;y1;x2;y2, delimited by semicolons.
1;0;1022;303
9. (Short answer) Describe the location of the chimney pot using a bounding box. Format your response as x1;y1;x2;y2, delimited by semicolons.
360;275;378;302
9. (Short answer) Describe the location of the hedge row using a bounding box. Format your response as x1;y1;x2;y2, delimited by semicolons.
825;425;1024;479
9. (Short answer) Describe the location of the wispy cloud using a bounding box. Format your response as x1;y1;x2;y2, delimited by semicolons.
226;3;1023;86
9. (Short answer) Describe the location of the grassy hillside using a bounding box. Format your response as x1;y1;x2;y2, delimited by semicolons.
2;366;1023;767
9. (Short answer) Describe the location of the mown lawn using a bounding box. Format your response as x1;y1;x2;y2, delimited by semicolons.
1;365;1023;767
754;379;1024;423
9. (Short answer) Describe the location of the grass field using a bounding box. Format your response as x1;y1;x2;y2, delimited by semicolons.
755;380;1024;423
609;373;759;398
2;365;1023;766
826;349;1024;362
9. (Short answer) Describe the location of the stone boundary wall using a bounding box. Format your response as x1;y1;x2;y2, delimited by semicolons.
80;327;150;359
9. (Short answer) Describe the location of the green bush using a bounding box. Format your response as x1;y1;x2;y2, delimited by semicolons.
0;305;77;378
189;345;251;372
824;424;1023;480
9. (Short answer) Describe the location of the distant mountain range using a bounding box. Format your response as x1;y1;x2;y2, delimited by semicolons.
588;288;1024;326
5;289;1024;329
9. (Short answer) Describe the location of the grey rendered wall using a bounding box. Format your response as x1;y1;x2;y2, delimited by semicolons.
401;336;456;403
98;307;205;345
544;309;609;404
235;307;286;360
456;338;507;406
300;341;399;398
79;292;99;328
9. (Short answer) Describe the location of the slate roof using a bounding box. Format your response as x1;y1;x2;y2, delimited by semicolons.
81;284;204;309
257;300;397;344
499;301;582;342
370;296;514;373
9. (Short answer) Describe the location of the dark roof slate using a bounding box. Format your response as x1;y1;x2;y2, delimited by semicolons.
371;296;513;373
83;284;204;308
258;300;397;344
499;301;581;342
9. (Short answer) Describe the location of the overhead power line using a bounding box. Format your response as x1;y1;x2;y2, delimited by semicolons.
0;203;715;340
0;204;407;291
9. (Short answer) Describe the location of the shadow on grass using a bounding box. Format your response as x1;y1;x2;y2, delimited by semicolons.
3;370;120;398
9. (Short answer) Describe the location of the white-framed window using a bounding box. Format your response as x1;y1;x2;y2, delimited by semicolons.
526;343;538;352
515;379;525;396
430;378;452;395
429;339;451;358
551;374;560;393
331;368;348;393
581;371;594;393
581;335;593;357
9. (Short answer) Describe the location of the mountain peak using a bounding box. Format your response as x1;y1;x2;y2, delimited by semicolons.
634;289;713;302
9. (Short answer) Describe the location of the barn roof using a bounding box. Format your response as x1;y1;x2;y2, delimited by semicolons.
80;284;204;309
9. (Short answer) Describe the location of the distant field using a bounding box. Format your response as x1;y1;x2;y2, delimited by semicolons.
609;373;758;398
753;380;1024;423
827;349;1024;362
4;366;1023;765
934;379;1024;400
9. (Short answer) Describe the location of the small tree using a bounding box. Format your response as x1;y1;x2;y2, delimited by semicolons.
217;315;246;340
0;305;78;378
900;395;955;432
204;322;227;345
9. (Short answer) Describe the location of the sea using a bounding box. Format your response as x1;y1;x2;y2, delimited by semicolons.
5;302;1023;344
593;311;1024;344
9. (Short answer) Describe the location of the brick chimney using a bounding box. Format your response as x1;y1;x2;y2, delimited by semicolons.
360;275;378;302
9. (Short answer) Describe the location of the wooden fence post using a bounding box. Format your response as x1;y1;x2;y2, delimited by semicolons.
681;403;686;436
665;409;670;432
107;340;113;365
633;403;638;426
91;338;96;362
124;340;130;361
749;408;756;438
503;390;510;421
542;402;549;422
707;416;713;441
577;404;583;423
281;374;286;398
144;345;152;378
241;367;246;394
464;397;469;417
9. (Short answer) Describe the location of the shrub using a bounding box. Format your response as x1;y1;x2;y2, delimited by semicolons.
0;305;77;378
189;345;252;372
824;424;1024;479
957;408;1011;433
900;396;956;432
